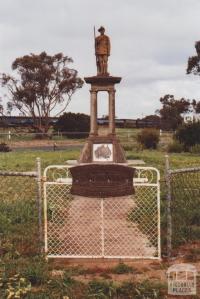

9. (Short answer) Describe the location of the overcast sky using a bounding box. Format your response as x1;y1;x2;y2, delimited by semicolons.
1;0;200;118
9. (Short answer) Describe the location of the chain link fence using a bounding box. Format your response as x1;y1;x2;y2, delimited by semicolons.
44;165;161;259
165;155;200;258
3;153;199;261
0;159;42;257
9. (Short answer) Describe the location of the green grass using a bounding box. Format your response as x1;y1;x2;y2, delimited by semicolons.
1;141;200;298
127;150;200;174
0;149;80;171
1;146;200;174
0;127;140;143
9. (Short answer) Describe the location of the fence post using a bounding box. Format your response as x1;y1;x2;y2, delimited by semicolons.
36;157;43;252
165;154;172;260
8;131;11;141
127;131;130;142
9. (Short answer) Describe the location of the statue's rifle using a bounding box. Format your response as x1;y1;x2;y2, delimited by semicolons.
94;26;98;71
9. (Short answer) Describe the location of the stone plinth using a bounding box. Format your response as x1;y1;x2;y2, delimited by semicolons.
79;135;126;163
72;74;133;197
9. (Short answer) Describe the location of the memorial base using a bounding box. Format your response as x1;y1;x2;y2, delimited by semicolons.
79;135;126;164
73;73;132;197
70;163;135;197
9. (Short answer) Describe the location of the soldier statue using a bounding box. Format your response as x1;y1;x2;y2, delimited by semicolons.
95;26;111;76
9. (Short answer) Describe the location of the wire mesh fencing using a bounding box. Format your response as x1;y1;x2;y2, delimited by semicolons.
0;159;42;257
165;155;200;258
44;165;161;259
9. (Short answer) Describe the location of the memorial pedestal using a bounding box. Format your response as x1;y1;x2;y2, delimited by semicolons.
79;75;126;164
71;75;134;197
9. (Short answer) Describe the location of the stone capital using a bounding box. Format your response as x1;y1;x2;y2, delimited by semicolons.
108;89;116;94
90;89;98;94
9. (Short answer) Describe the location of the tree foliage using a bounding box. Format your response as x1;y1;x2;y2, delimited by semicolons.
192;99;200;114
141;114;161;122
187;40;200;75
175;122;200;149
140;114;161;128
186;41;200;114
0;52;84;133
54;112;90;138
157;95;191;130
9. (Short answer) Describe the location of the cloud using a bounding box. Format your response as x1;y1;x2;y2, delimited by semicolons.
1;0;200;118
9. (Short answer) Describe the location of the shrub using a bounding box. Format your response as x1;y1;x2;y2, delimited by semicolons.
112;263;134;274
0;273;31;299
175;121;200;149
0;142;11;152
87;279;117;298
22;257;49;286
137;128;159;149
167;141;184;153
122;144;133;151
47;274;87;299
117;280;167;299
54;112;90;138
190;144;200;154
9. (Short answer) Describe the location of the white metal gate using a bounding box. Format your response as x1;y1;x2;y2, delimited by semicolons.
43;166;161;259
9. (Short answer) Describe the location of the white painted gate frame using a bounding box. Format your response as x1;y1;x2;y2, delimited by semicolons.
43;165;161;260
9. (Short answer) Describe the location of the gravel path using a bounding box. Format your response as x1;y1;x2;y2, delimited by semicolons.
48;195;156;258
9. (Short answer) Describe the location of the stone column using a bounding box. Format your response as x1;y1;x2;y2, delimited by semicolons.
90;90;98;135
109;89;115;135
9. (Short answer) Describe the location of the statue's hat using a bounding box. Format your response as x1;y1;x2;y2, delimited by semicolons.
98;26;105;32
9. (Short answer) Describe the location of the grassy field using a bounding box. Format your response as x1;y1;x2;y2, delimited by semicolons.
1;146;200;174
1;133;200;298
0;127;169;146
0;149;80;171
1;126;199;172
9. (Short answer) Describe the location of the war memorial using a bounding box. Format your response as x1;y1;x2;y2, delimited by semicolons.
2;1;200;296
43;27;160;260
70;26;135;198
